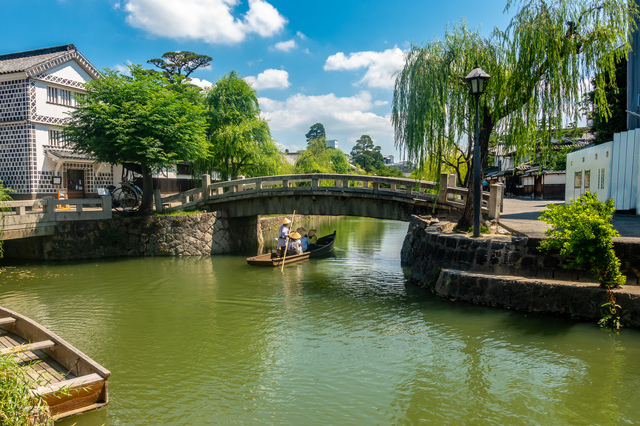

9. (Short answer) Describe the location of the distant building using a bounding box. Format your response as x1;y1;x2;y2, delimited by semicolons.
565;129;640;213
327;139;338;149
383;155;394;165
284;149;301;166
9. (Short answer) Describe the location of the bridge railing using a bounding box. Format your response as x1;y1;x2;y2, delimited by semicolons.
2;196;112;233
155;173;502;220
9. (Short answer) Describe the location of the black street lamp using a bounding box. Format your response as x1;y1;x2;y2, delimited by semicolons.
464;62;491;237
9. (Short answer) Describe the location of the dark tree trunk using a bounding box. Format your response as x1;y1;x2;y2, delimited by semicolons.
456;104;494;231
138;164;154;216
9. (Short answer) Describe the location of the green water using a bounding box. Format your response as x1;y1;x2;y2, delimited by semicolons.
1;217;640;425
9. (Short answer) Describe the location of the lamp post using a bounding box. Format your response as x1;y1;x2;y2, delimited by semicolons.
464;62;491;237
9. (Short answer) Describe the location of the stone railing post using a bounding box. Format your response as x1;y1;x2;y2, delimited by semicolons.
154;189;163;213
102;195;113;219
201;174;211;201
488;184;502;220
311;177;319;189
372;181;379;194
283;179;289;189
16;205;25;216
438;172;450;203
343;178;349;188
43;196;56;222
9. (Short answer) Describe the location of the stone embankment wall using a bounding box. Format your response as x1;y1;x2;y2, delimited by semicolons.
401;215;640;327
4;212;260;260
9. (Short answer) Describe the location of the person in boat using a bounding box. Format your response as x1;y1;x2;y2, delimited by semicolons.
277;217;291;256
286;231;303;256
297;227;310;252
308;229;318;245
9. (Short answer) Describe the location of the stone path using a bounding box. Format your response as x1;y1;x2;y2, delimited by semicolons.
499;197;640;240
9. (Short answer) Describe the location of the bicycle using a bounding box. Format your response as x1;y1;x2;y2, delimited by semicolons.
106;166;143;212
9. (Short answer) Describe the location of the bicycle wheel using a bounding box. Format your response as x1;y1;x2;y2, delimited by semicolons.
111;186;140;212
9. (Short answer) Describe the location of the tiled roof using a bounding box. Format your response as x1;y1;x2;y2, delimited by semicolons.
0;44;101;79
46;148;95;162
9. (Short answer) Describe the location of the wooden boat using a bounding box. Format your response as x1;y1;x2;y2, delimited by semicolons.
0;306;110;421
247;231;336;266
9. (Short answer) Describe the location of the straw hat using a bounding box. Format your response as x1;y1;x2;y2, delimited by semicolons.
289;231;301;239
281;217;291;224
308;229;317;237
296;227;307;236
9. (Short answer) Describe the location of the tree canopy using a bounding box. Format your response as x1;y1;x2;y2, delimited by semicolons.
295;137;349;174
350;135;384;173
586;53;628;144
305;123;326;142
64;66;209;215
147;51;212;84
196;70;284;180
393;0;638;228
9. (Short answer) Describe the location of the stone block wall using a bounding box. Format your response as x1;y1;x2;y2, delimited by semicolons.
3;212;261;260
401;215;640;286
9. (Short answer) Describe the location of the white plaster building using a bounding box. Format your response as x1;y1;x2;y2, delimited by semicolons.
0;44;115;200
566;129;640;213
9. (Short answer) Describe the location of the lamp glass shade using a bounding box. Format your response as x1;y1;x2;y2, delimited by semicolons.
464;66;491;95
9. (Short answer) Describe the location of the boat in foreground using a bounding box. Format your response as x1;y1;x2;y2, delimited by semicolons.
247;231;337;266
0;306;110;421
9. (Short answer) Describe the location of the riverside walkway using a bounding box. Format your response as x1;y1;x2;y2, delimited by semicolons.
499;197;640;240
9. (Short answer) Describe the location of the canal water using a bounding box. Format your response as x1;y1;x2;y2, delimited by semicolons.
1;217;640;424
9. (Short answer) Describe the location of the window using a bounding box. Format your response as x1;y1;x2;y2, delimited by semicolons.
598;168;606;190
48;129;67;147
46;86;78;106
584;170;590;189
574;171;582;188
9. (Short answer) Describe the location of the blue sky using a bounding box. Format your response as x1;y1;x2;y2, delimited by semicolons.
1;0;513;160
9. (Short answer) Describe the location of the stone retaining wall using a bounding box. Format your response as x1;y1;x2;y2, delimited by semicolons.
401;215;640;285
401;215;640;327
3;212;260;260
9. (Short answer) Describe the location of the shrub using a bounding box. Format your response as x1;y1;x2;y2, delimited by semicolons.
0;353;51;425
539;191;625;288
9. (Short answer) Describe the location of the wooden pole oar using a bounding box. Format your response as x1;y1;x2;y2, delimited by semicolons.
280;210;296;273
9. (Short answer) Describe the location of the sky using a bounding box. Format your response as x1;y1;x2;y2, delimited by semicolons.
0;0;514;160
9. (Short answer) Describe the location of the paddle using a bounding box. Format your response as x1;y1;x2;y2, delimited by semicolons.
280;210;296;273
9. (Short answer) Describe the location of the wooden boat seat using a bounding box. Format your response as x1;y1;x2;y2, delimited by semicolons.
0;317;16;325
1;339;55;355
31;373;104;397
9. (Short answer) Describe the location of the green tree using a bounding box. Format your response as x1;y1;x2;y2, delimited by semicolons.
393;0;637;230
586;53;628;144
147;51;212;84
350;135;385;173
295;137;349;174
198;71;284;180
64;66;209;215
305;123;326;142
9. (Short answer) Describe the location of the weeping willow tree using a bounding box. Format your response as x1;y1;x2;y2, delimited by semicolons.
393;0;637;229
195;71;286;181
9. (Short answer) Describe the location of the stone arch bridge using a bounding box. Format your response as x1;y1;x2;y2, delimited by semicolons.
157;173;503;222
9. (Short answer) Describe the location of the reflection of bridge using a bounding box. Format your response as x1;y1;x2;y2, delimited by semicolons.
157;174;503;222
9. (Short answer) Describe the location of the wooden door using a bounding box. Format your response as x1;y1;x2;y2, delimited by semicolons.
66;169;85;199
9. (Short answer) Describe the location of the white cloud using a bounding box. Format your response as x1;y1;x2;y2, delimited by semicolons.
123;0;287;44
273;39;297;52
324;47;405;89
245;69;290;90
188;77;213;89
258;91;396;155
113;61;132;76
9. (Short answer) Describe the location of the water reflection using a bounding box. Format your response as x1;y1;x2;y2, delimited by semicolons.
1;218;640;424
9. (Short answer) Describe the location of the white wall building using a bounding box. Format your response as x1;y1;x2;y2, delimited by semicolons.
0;44;112;200
565;129;640;212
326;139;338;149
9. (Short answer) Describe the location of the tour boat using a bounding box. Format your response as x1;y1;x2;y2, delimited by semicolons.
0;306;110;420
247;231;337;266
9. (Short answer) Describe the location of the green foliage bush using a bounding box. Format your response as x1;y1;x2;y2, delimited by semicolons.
0;353;51;425
539;191;625;288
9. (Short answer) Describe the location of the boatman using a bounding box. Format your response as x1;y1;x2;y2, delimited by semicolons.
277;217;291;256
